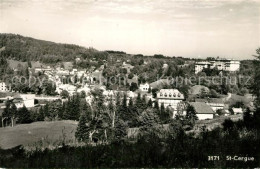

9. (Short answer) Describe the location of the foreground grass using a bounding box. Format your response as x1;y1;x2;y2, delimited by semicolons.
0;120;78;150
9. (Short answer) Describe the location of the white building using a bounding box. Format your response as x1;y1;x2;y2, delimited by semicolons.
232;108;243;114
0;82;10;92
13;94;35;108
157;89;184;113
195;98;225;112
77;86;91;95
56;84;77;96
195;61;211;74
139;83;150;92
189;102;215;120
195;59;240;74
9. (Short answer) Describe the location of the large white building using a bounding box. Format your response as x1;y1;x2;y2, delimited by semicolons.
195;59;240;74
195;62;211;74
0;82;10;92
157;89;184;114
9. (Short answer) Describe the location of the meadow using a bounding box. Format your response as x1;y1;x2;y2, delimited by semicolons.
0;120;77;150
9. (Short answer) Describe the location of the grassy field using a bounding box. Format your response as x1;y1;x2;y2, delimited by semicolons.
0;120;78;150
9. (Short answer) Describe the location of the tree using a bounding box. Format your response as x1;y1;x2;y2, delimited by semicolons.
75;114;88;142
135;93;146;113
252;48;260;106
43;103;50;118
210;89;218;98
151;88;159;98
199;88;208;98
147;99;153;108
243;107;252;128
80;91;86;98
139;108;159;133
160;103;165;114
37;106;45;121
42;81;56;96
185;105;198;127
222;118;234;131
10;103;18;127
60;90;69;99
2;100;11;127
154;101;159;110
130;82;138;92
17;105;32;124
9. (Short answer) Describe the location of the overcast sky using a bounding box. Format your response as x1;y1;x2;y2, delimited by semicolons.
0;0;259;59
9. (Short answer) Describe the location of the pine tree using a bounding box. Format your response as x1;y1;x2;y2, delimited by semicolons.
185;105;198;127
122;93;127;109
154;101;159;110
43;103;49;118
75;114;88;142
128;97;133;107
38;106;45;121
2;100;11;127
147;99;153;108
17;105;32;124
10;103;17;127
160;103;165;114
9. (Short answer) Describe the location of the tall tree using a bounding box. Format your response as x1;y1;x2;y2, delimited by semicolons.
17;105;32;124
10;103;18;127
185;105;198;127
252;48;260;106
75;114;88;142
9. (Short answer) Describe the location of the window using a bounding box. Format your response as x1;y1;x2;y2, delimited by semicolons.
164;94;167;97
169;94;172;97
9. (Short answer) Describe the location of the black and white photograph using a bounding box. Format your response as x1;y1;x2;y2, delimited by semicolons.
0;0;259;168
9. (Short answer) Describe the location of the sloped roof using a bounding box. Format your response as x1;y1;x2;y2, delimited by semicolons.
157;89;184;100
195;98;224;104
63;62;73;70
189;102;215;114
150;79;170;89
31;61;46;69
208;98;224;104
7;59;28;69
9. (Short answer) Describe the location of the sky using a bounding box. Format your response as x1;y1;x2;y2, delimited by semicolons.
0;0;260;59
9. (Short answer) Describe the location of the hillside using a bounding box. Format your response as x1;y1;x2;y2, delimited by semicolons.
0;33;108;63
0;120;78;150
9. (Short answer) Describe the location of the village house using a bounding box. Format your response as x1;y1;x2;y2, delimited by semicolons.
139;83;150;92
0;82;11;92
56;84;77;96
12;94;35;108
189;102;215;120
157;89;184;114
232;107;243;115
195;98;225;112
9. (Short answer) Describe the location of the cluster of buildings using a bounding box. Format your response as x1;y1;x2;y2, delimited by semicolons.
195;59;240;74
0;57;246;123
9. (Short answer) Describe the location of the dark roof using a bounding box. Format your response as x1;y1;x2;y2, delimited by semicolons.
189;102;215;114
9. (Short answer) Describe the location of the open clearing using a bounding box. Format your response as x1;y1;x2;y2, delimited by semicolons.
0;120;78;149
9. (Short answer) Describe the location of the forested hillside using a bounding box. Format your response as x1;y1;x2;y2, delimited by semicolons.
0;34;108;63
